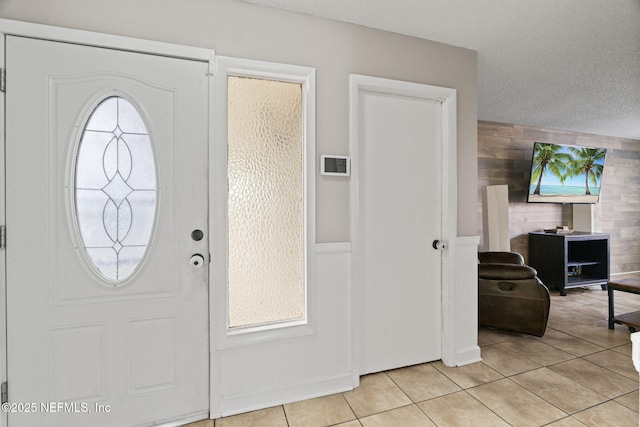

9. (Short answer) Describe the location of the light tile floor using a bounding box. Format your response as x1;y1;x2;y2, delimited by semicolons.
189;284;640;426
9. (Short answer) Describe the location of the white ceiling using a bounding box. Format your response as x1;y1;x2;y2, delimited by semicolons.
241;0;640;140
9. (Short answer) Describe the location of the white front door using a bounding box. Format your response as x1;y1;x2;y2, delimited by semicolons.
5;35;209;426
353;78;444;375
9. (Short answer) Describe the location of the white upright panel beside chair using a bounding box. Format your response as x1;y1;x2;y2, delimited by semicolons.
485;185;510;252
631;332;640;374
572;204;595;232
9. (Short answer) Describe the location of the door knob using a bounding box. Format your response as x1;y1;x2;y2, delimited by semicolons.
432;240;447;250
189;254;205;268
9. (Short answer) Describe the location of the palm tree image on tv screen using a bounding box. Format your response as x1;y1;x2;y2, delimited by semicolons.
528;142;607;204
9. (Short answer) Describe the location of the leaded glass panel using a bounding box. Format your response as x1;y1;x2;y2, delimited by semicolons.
75;96;157;283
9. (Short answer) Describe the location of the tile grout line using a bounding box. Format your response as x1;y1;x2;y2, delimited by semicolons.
336;391;359;426
382;371;441;426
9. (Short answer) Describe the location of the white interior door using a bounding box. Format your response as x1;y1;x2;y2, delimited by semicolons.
5;35;209;426
354;81;443;375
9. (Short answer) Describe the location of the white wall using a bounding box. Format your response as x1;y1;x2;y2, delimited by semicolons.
0;0;479;240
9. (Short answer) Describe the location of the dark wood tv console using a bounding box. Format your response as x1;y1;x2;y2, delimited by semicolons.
528;231;610;296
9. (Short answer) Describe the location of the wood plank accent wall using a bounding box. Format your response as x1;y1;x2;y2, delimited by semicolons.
478;121;640;274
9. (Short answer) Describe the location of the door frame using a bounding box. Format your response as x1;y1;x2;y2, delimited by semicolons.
349;74;458;383
0;18;215;427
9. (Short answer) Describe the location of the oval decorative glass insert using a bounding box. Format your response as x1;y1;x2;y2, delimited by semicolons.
74;96;157;283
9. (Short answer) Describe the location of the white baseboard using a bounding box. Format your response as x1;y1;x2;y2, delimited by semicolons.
219;373;354;417
452;346;482;367
611;271;640;277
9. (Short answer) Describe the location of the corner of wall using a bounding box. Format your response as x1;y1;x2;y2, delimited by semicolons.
442;235;481;367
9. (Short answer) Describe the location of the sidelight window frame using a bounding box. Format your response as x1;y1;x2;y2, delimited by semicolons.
212;57;316;348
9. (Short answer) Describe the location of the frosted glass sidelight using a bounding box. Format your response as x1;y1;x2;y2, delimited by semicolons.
227;76;304;329
75;96;157;283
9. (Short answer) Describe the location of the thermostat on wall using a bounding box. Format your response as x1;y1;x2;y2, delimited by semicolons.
321;155;350;176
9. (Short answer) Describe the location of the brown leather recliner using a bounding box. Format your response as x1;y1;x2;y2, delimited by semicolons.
478;251;550;337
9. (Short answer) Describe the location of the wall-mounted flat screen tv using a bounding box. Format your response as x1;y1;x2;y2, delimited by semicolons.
527;142;607;204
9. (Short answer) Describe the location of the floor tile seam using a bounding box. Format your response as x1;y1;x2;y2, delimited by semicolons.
353;402;419;422
581;348;640;380
280;403;292;427
381;370;418;403
458;374;516;393
339;390;360;424
411;399;439;426
411;389;466;406
431;361;505;389
539;415;588;426
426;388;512;427
283;394;358;427
531;334;605;358
329;415;362;427
545;363;638;401
578;351;640;382
340;380;404;423
507;371;612;416
615;389;640;411
491;341;578;368
616;403;640;414
500;364;551;380
579;335;632;351
569;398;639;422
322;419;362;427
545;325;624;350
610;343;633;354
495;377;573;424
335;392;359;423
478;336;636;393
544;357;613;383
549;302;606;320
468;377;569;426
579;347;618;359
478;344;546;374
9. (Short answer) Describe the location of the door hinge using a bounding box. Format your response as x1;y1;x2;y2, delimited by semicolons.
0;68;5;92
1;382;7;404
1;225;6;250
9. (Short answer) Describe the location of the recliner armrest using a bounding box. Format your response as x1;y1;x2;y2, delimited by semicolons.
478;263;538;280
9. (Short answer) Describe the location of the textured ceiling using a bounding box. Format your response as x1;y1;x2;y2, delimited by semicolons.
241;0;640;140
